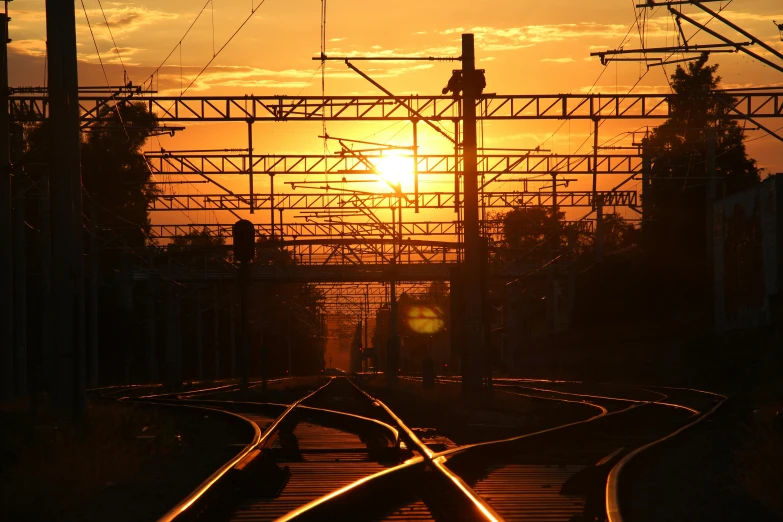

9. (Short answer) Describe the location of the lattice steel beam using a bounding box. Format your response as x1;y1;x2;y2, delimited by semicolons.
10;92;783;123
149;190;637;212
144;220;594;240
145;152;643;176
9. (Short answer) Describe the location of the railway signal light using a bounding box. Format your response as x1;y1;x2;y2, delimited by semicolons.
232;219;255;264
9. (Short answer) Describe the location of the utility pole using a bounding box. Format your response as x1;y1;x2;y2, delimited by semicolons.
705;128;717;262
706;127;717;325
12;124;27;397
87;203;99;388
248;121;254;214
364;284;369;371
213;282;220;380
595;197;604;264
641;137;652;235
146;280;157;383
461;33;484;392
0;10;14;402
46;0;86;421
387;204;399;384
196;289;203;381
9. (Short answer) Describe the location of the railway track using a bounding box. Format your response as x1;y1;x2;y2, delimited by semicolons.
132;376;723;522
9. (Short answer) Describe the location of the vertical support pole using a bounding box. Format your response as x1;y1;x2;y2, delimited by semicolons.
706;128;716;262
38;169;52;398
270;174;276;241
460;33;484;392
0;11;14;401
364;284;369;370
706;128;717;325
641;137;652;232
230;284;236;378
46;0;85;420
248;121;255;213
146;281;156;383
387;203;399;384
165;287;182;389
547;173;558;335
592;118;599;199
213;282;220;380
454;119;460;213
387;279;398;383
12;130;27;397
286;304;292;374
196;289;203;381
596;197;604;264
239;264;249;389
87;203;99;388
413;119;419;213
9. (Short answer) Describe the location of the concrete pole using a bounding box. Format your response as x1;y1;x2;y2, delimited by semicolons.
46;0;86;421
0;12;14;401
460;33;484;392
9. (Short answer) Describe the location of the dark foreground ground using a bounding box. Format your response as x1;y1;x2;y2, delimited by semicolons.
0;377;324;522
622;392;783;522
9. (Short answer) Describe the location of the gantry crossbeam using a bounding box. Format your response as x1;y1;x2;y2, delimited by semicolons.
145;220;594;240
145;152;643;176
10;92;783;123
149;190;637;212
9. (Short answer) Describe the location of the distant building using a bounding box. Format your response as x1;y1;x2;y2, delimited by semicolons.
713;174;783;330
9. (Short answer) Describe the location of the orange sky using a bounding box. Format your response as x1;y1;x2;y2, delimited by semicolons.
9;0;783;227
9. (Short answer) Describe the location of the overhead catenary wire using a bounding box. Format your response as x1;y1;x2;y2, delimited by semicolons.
95;0;127;80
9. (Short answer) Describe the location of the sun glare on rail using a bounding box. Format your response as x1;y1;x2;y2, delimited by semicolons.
373;151;414;192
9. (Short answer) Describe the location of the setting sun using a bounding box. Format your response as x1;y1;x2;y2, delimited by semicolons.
372;151;415;192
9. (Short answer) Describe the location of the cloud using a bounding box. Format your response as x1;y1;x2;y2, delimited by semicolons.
541;57;575;63
9;39;46;58
154;63;437;94
79;46;146;66
330;37;346;42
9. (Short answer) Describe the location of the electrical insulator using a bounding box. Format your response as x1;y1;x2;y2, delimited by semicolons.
232;219;255;264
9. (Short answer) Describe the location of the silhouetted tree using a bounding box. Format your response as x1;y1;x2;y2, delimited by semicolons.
81;102;159;250
647;54;759;263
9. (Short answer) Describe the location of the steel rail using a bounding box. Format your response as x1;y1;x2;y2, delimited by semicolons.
345;378;503;522
156;379;332;522
605;388;727;522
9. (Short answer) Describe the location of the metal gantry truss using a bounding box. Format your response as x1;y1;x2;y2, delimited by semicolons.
145;152;644;177
10;92;783;123
148;190;638;212
12;85;782;316
145;220;595;241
